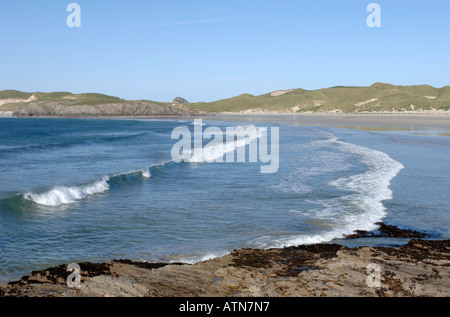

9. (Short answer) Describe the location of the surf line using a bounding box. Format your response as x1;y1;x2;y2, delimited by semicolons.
170;119;279;174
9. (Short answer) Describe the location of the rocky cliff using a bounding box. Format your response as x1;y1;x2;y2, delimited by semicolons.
13;100;192;117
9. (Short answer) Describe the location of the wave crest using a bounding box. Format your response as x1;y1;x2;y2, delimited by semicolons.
24;177;110;206
254;133;404;248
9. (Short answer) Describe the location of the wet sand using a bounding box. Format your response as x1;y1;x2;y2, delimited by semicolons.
198;113;450;130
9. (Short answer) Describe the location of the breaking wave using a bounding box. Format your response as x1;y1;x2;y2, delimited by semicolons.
12;124;263;208
254;132;404;248
24;177;110;206
188;125;264;163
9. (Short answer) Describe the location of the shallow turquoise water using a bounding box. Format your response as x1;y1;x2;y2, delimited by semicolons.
0;118;448;282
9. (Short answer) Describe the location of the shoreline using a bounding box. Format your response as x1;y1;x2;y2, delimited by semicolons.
1;115;449;297
3;112;450;129
1;224;448;297
199;112;450;130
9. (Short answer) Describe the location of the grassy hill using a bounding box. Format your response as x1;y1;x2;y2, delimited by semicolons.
0;90;34;100
0;90;192;117
188;83;450;113
2;84;449;114
0;90;127;112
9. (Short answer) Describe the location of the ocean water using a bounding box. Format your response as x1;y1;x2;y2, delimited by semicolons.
0;117;449;282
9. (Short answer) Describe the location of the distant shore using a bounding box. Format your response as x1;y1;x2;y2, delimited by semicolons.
199;112;450;129
3;111;450;129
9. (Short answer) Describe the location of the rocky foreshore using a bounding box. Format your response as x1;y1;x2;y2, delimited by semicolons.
1;225;449;297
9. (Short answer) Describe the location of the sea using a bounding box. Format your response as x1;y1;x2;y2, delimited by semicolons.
0;117;449;283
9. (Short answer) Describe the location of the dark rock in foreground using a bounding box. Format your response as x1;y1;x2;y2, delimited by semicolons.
1;238;448;297
344;222;429;239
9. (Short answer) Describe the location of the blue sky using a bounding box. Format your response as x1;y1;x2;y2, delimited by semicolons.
1;0;449;102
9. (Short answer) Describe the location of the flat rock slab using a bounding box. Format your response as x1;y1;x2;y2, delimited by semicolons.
1;239;448;297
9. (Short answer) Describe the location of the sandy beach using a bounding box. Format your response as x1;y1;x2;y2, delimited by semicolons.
199;112;450;130
4;111;450;130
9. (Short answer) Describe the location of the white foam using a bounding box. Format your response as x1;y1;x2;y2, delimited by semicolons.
329;139;404;227
141;169;151;178
24;177;110;206
165;251;230;264
188;125;264;163
272;150;352;194
190;121;206;126
255;134;404;248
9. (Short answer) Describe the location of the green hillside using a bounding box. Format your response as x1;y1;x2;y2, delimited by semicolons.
1;84;449;114
189;83;450;113
0;90;126;111
0;90;33;100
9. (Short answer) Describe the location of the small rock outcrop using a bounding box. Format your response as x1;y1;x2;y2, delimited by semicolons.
172;97;190;105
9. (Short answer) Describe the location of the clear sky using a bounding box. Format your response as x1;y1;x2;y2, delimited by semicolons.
1;0;449;102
